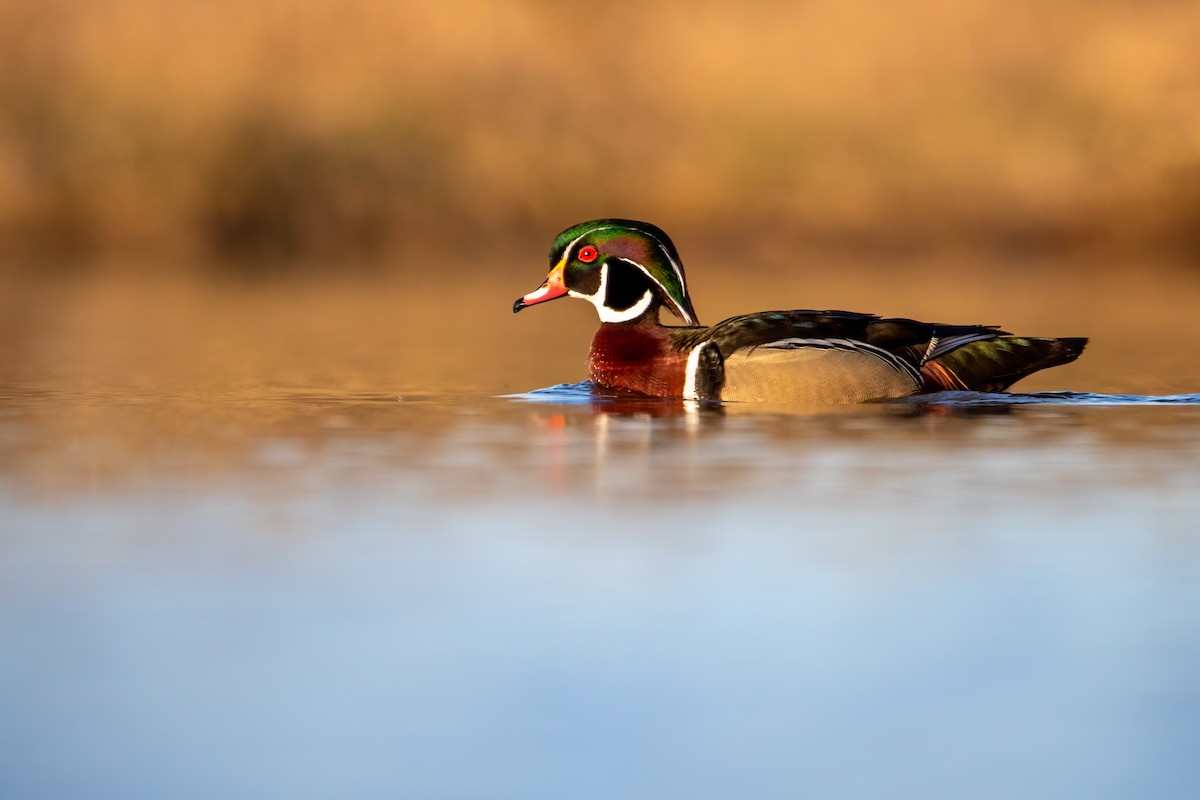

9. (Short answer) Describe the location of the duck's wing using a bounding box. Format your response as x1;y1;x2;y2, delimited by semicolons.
671;310;876;353
670;310;1007;360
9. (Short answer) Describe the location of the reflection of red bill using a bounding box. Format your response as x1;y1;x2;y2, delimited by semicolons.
513;259;568;313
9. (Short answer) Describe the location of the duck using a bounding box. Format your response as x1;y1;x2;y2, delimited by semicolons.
513;219;1087;403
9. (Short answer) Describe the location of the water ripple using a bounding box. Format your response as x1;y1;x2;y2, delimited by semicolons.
509;382;1200;407
911;390;1200;406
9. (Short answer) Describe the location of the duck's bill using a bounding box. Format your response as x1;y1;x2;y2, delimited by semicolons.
513;262;568;313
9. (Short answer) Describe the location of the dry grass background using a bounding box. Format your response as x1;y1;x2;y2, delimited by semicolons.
2;0;1200;269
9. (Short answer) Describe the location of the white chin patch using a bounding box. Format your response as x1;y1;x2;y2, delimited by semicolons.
568;262;654;323
594;291;653;323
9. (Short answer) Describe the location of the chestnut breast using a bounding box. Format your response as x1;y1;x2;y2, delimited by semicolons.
587;323;686;398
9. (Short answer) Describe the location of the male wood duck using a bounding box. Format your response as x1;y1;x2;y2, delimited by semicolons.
513;219;1087;403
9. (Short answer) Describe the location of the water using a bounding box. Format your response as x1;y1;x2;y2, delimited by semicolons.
2;271;1200;799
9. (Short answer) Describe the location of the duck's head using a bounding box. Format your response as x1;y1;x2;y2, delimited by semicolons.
513;219;699;325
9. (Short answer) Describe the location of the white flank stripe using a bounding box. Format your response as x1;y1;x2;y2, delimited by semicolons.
683;343;708;400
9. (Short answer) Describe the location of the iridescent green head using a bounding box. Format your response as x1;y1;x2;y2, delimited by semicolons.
513;219;700;325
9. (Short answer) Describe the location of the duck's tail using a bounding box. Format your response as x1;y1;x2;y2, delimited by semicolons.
921;337;1088;393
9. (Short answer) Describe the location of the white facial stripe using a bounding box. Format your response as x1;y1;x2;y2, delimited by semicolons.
558;226;615;263
608;256;675;317
637;228;685;288
610;255;695;325
634;229;692;319
683;343;709;400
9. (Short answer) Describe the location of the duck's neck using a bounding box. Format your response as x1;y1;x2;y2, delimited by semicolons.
587;314;686;398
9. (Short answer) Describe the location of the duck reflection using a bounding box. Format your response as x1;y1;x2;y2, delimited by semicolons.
520;388;1028;500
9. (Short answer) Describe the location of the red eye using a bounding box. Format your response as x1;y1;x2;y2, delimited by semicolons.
577;246;598;263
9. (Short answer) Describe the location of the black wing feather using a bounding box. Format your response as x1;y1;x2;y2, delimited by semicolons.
670;309;1005;364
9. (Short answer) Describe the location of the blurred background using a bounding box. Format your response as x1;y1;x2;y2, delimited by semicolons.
3;0;1200;396
2;0;1199;267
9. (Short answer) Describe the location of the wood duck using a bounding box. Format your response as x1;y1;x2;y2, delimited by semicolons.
513;219;1087;403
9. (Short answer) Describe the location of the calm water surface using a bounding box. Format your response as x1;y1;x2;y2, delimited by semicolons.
2;273;1200;799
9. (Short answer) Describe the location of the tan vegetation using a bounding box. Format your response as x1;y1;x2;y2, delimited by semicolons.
2;0;1199;266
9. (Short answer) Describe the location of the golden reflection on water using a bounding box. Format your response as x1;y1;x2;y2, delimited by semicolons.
4;379;1200;509
2;262;1200;504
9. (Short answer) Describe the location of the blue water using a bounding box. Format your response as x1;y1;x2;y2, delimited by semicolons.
2;383;1199;800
